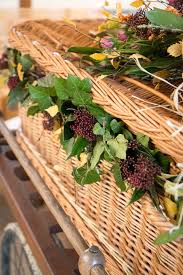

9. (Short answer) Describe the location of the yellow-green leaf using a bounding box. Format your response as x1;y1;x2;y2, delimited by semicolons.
163;197;177;219
63;18;76;28
45;105;59;117
131;0;144;8
17;63;24;81
90;53;107;61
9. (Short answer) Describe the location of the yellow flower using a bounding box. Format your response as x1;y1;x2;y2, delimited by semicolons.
90;53;107;61
163;197;177;220
45;105;59;117
130;0;144;8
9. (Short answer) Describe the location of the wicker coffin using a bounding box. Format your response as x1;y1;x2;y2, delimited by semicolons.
9;19;183;275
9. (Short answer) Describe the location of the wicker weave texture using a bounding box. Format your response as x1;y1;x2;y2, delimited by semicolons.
9;19;183;164
17;107;183;275
8;19;183;274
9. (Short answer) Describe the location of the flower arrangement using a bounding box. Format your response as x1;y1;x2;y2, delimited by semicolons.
2;40;183;245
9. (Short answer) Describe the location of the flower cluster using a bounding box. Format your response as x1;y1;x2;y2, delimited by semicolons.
120;154;161;190
70;109;96;141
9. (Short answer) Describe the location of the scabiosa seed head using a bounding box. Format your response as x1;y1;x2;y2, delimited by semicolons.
70;109;96;141
42;111;55;131
100;36;113;49
168;0;183;14
128;139;138;150
120;154;161;190
127;9;150;38
117;31;128;41
7;75;20;89
0;52;8;70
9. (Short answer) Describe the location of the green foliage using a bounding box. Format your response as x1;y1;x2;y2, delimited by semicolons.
155;226;183;245
7;82;27;108
146;8;183;31
19;54;34;72
112;163;126;191
136;133;149;147
110;119;124;134
37;73;55;87
27;105;40;116
90;141;104;169
67;136;89;159
29;85;54;110
73;165;101;185
93;122;105;135
68;46;102;54
107;134;128;159
128;188;146;205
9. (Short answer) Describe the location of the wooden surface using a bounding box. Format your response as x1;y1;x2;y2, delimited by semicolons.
0;138;79;275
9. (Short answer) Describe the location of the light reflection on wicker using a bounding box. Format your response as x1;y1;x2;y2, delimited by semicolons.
9;19;183;275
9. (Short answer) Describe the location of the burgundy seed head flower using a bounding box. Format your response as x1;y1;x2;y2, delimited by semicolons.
168;0;183;14
7;75;20;89
70;109;96;141
0;53;8;70
127;9;150;38
117;31;128;41
121;154;161;190
42;111;55;131
100;36;113;49
128;139;138;150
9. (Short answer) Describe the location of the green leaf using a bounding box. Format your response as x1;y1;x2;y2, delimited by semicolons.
136;133;149;148
73;166;100;185
7;83;26;108
146;8;183;30
90;141;105;169
148;185;161;211
68;46;102;54
61;135;75;155
27;105;40;116
112;163;126;191
128;188;146;205
54;77;69;100
155;152;170;173
107;134;128;159
155;226;183;245
37;73;55;87
110;119;124;134
67;75;92;106
93;123;105;136
67;136;89;159
20;54;34;72
87;104;107;123
122;129;133;141
29;85;53;110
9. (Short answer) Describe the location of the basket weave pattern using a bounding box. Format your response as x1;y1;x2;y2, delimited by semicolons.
9;19;183;274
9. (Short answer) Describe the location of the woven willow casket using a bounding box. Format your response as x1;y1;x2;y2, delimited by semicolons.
9;20;183;275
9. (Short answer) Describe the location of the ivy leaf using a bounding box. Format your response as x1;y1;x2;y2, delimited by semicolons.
93;122;105;136
7;83;27;108
155;226;183;245
73;166;100;185
67;136;89;159
112;163;126;191
61;135;75;155
27;105;40;116
54;77;69;100
155;152;170;173
122;129;133;141
20;54;34;72
37;73;55;87
146;8;183;30
90;141;105;169
87;104;107;123
68;46;102;54
29;85;53;110
148;185;161;211
110;119;124;134
128;188;146;205
136;133;149;147
107;134;128;159
67;75;92;106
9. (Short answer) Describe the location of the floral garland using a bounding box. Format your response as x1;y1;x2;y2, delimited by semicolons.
1;47;183;244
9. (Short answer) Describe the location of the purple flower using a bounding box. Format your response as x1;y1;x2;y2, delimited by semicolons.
117;31;128;41
100;36;113;49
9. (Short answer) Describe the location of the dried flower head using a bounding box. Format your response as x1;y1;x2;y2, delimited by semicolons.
70;109;96;141
117;31;128;41
127;9;150;38
7;75;20;89
100;36;114;49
